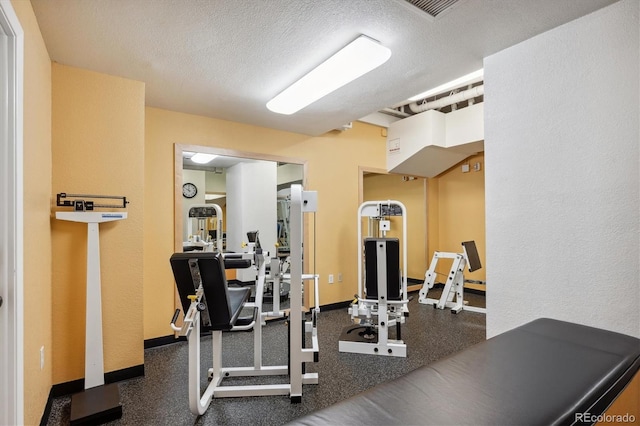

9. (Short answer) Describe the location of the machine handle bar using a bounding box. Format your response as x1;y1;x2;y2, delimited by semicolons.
170;309;182;331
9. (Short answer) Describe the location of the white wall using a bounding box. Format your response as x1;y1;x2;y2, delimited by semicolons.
484;0;639;338
226;161;277;255
277;163;303;187
205;169;226;193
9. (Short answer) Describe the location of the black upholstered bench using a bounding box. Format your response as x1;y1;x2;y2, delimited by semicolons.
290;318;640;425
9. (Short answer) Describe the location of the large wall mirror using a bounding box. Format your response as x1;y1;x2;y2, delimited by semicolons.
174;144;308;308
175;144;306;256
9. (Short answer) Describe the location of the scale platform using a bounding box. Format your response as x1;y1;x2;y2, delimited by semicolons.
70;383;122;425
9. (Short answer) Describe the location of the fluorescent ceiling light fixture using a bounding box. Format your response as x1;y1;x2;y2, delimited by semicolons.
267;35;391;115
190;153;217;164
408;68;484;101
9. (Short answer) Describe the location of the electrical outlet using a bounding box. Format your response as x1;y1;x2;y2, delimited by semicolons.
328;274;334;284
40;346;45;370
338;273;343;282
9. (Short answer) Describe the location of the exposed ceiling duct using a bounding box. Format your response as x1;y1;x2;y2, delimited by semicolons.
408;84;484;114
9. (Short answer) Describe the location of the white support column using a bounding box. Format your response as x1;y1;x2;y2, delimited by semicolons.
85;222;105;388
55;211;127;424
189;315;203;415
55;211;127;389
289;185;303;400
288;185;319;400
376;241;389;349
226;161;277;282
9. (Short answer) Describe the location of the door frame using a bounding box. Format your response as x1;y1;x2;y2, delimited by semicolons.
0;1;24;425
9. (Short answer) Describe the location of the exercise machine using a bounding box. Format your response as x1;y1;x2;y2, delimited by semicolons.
277;195;291;255
232;230;288;320
234;229;271;284
418;240;485;313
183;204;223;252
339;200;409;358
262;255;290;318
226;229;297;321
263;256;320;321
170;184;319;415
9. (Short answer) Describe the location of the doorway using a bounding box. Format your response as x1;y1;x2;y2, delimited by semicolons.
359;167;428;290
0;1;24;424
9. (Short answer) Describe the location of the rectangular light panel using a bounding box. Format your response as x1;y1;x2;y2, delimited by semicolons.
267;35;391;115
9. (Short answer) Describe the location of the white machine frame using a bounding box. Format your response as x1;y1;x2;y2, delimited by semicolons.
262;256;320;321
184;203;223;252
418;241;486;314
171;184;319;415
339;200;409;358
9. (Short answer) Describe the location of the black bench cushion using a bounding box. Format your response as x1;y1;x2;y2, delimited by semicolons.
288;318;640;425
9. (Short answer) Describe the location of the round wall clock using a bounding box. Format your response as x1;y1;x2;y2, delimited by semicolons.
182;182;198;198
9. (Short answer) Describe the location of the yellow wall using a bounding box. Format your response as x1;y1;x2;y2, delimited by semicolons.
143;109;387;339
361;158;486;287
10;11;487;424
433;153;486;283
143;108;486;339
362;173;427;279
51;64;145;383
12;1;53;424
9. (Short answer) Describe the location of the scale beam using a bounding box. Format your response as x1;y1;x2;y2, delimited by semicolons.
56;192;129;211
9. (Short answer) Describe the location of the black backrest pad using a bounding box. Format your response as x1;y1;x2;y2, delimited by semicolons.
462;240;482;272
364;238;400;300
170;252;201;316
170;252;236;330
197;252;235;330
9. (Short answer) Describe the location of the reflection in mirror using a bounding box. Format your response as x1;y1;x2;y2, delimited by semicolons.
181;150;303;257
176;145;307;314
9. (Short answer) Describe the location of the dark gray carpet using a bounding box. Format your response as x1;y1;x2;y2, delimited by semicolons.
45;290;485;426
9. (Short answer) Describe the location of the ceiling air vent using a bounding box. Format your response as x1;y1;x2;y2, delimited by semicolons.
404;0;461;18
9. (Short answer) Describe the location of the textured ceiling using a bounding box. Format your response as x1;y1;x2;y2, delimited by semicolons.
31;0;616;136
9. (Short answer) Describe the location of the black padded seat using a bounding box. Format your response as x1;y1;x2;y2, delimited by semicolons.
170;252;252;332
223;258;252;269
288;318;640;426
